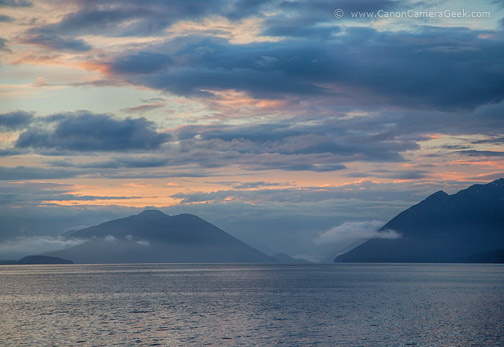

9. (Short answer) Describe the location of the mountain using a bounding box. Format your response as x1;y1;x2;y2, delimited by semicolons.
334;178;504;263
464;249;504;263
48;210;276;264
0;255;73;265
272;253;312;264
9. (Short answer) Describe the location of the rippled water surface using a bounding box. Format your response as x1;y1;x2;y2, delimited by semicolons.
1;263;503;346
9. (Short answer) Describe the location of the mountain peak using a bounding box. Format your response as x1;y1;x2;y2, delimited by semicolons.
138;210;167;217
334;179;504;263
490;178;504;187
424;190;448;201
48;211;275;263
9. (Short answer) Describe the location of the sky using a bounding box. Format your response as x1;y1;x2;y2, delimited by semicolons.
0;0;503;261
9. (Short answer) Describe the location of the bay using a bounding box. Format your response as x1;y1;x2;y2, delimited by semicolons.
1;263;503;346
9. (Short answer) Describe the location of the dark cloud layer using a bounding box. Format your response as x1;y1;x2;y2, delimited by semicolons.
15;112;169;152
23;34;91;52
21;0;504;110
0;37;7;51
27;0;271;38
0;166;79;180
0;111;33;131
0;0;31;7
27;0;401;38
174;115;420;165
0;15;13;22
101;27;504;110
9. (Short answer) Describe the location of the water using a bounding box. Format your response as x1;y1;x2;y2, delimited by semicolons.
0;264;503;346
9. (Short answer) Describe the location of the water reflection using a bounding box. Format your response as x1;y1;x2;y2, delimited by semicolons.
0;264;503;346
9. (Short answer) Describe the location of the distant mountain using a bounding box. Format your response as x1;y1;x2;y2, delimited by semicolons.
48;210;276;263
464;249;504;263
334;178;504;263
0;255;73;265
272;253;311;264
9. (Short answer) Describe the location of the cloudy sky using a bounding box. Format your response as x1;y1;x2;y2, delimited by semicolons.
0;0;503;261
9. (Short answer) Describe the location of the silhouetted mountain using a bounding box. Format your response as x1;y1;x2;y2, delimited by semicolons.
334;178;504;263
464;249;504;263
0;255;73;265
272;253;311;264
0;260;18;265
48;210;276;263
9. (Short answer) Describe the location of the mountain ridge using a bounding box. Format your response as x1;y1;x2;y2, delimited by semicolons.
49;210;276;264
334;178;504;263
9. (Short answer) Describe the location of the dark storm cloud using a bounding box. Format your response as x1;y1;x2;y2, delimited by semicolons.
108;52;172;74
0;111;33;131
22;33;91;52
104;26;504;109
21;0;503;110
15;112;169;152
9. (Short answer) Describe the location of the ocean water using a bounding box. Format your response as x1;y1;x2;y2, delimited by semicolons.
0;264;503;346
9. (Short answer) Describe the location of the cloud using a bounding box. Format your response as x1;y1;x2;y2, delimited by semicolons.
0;236;84;259
458;150;504;157
471;172;504;181
230;181;281;189
104;235;116;243
0;0;31;7
48;156;169;169
96;24;504;110
0;111;33;131
15;111;169;152
368;170;429;180
172;180;432;205
0;166;79;180
5;107;424;174
108;52;171;74
121;104;165;115
0;37;6;51
0;149;25;157
22;33;91;51
171;115;420;168
13;0;503;112
26;0;271;38
0;15;13;22
314;221;401;244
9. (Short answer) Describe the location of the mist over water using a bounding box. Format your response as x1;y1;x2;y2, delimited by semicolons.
1;264;503;346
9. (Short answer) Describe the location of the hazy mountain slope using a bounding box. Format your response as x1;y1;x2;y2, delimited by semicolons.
49;210;276;263
0;255;73;265
272;253;311;264
334;179;504;263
